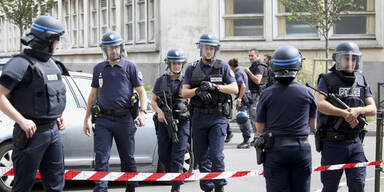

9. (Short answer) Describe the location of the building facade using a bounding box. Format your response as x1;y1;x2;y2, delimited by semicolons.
0;0;383;94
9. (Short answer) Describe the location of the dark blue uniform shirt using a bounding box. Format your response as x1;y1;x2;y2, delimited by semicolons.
183;59;236;86
256;81;317;136
91;58;144;110
152;74;183;96
234;68;249;97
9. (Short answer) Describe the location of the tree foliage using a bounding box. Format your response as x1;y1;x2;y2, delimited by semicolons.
280;0;364;69
0;0;54;50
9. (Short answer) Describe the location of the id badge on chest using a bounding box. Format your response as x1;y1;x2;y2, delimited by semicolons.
98;72;103;88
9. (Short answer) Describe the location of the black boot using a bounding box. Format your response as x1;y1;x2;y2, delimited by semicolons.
225;133;233;143
215;185;224;192
237;137;250;149
171;185;180;192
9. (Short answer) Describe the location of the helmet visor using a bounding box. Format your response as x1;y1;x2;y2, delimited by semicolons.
335;53;361;72
59;32;72;50
101;44;125;61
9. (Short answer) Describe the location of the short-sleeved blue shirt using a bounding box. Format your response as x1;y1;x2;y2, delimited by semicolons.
234;68;249;97
183;59;236;86
256;81;317;136
152;74;183;96
91;58;144;110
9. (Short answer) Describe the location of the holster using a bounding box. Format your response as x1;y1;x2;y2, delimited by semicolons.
254;136;265;165
91;104;102;123
14;124;28;149
314;129;323;152
359;128;368;143
130;92;140;119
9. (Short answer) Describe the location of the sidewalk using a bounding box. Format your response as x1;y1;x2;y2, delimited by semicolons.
228;119;380;137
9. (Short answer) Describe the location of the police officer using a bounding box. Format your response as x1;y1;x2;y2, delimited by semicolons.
228;58;252;149
152;48;190;192
244;49;268;146
315;41;376;192
182;33;238;192
0;16;68;192
256;46;317;192
263;54;275;88
83;31;148;192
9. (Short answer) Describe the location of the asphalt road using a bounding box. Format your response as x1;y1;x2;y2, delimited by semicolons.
31;132;384;192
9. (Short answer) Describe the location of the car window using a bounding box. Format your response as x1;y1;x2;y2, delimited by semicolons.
72;77;92;103
64;81;78;108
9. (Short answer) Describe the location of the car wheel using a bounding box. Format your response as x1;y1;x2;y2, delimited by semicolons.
0;142;13;192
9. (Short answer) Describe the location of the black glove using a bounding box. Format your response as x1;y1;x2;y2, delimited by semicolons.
195;88;212;102
200;81;218;92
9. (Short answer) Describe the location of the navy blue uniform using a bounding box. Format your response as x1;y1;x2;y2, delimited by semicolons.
183;59;235;191
0;49;66;192
318;72;371;192
152;74;190;188
91;58;143;191
248;61;268;136
234;68;251;139
257;81;316;192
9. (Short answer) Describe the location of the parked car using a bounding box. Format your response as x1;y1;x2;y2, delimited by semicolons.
0;70;194;192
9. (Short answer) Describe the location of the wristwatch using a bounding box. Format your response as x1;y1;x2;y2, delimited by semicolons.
139;109;147;114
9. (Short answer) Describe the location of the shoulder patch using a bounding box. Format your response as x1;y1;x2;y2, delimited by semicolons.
138;71;143;80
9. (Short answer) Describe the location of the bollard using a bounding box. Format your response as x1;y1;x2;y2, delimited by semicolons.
375;110;383;192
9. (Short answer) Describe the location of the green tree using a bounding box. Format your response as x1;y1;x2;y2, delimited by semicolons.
280;0;364;70
0;0;54;50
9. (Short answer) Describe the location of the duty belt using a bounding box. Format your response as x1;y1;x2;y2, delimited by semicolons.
36;121;57;132
197;107;219;114
275;136;308;145
101;108;131;116
324;132;358;141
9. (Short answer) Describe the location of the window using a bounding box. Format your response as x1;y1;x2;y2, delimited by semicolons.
0;16;5;52
221;0;264;38
122;0;157;45
63;0;85;48
333;0;375;35
7;23;19;51
276;0;317;37
88;0;119;47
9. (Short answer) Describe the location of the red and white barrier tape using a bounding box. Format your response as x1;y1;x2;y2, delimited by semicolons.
1;160;382;181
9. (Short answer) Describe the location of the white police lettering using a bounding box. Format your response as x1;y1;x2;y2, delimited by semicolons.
47;74;58;81
210;77;223;83
98;73;103;88
138;71;143;80
339;87;360;97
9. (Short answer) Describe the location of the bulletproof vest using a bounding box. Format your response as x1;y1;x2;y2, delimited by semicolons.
248;61;268;93
9;54;66;120
266;67;275;88
318;72;367;134
189;59;230;108
155;74;190;120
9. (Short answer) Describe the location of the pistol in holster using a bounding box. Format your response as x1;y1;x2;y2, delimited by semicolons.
14;124;29;149
314;129;323;152
130;92;140;119
359;127;368;143
254;132;274;165
91;104;102;123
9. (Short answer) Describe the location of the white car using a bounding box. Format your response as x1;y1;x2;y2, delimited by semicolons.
0;70;194;192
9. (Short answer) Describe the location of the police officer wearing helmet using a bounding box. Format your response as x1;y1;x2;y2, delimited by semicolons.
182;33;238;192
315;41;376;192
83;31;148;192
256;46;317;192
151;48;190;192
0;15;68;191
228;58;252;149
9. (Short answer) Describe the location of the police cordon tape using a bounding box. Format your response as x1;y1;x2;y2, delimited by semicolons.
1;160;382;181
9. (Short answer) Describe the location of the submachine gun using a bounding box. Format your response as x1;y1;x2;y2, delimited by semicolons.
159;91;179;143
305;83;368;152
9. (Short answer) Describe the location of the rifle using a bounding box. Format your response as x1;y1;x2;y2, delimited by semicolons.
159;91;179;143
306;83;367;129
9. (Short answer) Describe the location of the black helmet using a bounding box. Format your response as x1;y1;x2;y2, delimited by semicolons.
100;31;125;61
271;46;302;78
236;110;249;124
332;41;362;72
21;16;65;52
196;33;220;59
165;48;187;74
